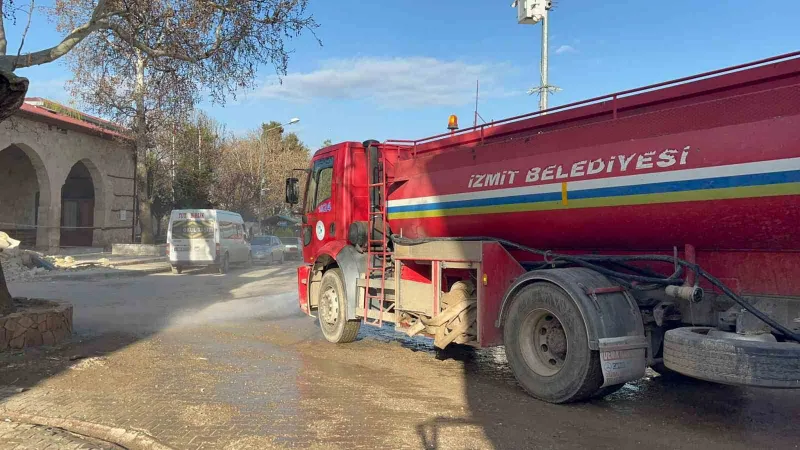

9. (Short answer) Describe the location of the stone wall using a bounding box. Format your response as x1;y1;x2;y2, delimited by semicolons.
0;112;135;250
0;299;73;350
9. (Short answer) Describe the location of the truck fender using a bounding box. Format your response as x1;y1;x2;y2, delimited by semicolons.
313;242;365;321
333;245;366;320
497;268;645;351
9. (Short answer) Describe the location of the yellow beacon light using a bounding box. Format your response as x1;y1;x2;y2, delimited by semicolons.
447;114;459;131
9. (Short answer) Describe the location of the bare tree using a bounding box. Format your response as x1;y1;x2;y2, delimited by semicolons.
1;0;317;243
213;123;309;219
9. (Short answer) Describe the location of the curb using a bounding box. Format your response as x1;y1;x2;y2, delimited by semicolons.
107;257;167;267
38;264;171;281
1;410;174;450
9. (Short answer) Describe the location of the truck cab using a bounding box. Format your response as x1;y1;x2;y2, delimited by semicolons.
295;142;366;265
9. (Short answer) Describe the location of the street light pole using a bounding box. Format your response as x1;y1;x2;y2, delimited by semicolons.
539;8;549;112
515;1;561;113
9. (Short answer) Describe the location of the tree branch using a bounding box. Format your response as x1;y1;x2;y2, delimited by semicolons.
106;22;197;62
0;0;128;71
0;16;107;70
0;2;7;55
12;0;35;71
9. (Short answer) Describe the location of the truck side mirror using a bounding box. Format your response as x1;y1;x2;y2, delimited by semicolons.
285;177;299;206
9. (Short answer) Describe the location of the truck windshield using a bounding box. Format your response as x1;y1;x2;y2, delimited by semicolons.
305;156;334;214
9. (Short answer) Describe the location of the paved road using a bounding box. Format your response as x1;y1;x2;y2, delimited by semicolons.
3;263;799;449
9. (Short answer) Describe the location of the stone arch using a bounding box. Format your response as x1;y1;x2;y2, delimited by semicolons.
77;158;106;235
60;158;106;247
0;143;52;247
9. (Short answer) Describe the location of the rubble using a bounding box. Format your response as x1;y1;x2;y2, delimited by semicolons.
0;246;37;282
0;231;52;282
1;231;149;283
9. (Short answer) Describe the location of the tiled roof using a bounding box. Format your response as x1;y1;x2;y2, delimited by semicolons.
18;98;132;141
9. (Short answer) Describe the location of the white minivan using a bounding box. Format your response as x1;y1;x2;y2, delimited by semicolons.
167;209;251;274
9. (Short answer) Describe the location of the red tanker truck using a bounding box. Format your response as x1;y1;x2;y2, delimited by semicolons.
284;52;800;403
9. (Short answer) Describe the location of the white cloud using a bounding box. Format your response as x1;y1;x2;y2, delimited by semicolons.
555;45;577;55
254;57;515;108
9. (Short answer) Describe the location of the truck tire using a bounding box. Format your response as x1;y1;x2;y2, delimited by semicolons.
318;268;361;344
663;327;800;388
504;282;606;403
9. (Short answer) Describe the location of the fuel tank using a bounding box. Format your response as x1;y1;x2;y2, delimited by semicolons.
386;54;800;254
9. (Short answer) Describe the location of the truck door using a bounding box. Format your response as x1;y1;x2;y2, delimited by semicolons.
302;155;336;259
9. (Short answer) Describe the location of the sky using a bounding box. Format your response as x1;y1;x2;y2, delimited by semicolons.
6;1;800;150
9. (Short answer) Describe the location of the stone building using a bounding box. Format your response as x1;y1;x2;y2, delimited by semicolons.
0;98;135;250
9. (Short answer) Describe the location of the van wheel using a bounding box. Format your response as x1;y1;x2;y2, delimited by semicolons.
218;253;229;274
318;268;361;343
245;253;253;269
503;282;605;403
171;265;182;275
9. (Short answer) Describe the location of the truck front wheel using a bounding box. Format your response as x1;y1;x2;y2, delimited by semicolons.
504;282;607;403
318;268;361;343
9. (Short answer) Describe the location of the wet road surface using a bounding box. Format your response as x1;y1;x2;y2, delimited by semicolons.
4;263;799;449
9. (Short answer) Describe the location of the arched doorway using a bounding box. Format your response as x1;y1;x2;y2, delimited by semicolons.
0;144;49;247
60;161;97;247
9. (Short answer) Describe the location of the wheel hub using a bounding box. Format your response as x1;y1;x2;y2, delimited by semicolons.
544;322;567;359
321;286;339;325
520;309;569;376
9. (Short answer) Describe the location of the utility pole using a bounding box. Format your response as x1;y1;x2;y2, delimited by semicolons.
515;1;561;113
539;8;550;111
474;80;479;127
171;128;176;204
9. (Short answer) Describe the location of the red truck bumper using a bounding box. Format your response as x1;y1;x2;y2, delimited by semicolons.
297;264;311;314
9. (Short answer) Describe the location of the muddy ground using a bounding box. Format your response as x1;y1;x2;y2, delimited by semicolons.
3;263;799;449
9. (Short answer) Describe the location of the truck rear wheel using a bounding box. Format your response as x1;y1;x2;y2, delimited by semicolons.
318;268;361;343
504;282;607;403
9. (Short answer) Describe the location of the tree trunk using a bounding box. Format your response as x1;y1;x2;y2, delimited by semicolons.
0;69;28;316
134;51;154;244
0;260;12;315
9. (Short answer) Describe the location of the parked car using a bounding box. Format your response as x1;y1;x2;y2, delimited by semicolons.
167;209;251;274
250;235;285;264
280;237;302;260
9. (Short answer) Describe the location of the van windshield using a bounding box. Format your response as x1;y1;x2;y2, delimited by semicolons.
171;219;215;239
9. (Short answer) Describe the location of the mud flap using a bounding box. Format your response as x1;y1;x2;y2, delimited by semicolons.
598;336;648;388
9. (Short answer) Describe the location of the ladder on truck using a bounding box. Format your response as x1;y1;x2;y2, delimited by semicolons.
363;142;393;326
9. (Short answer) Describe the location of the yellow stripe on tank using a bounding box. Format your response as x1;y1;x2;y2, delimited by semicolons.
387;182;800;220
